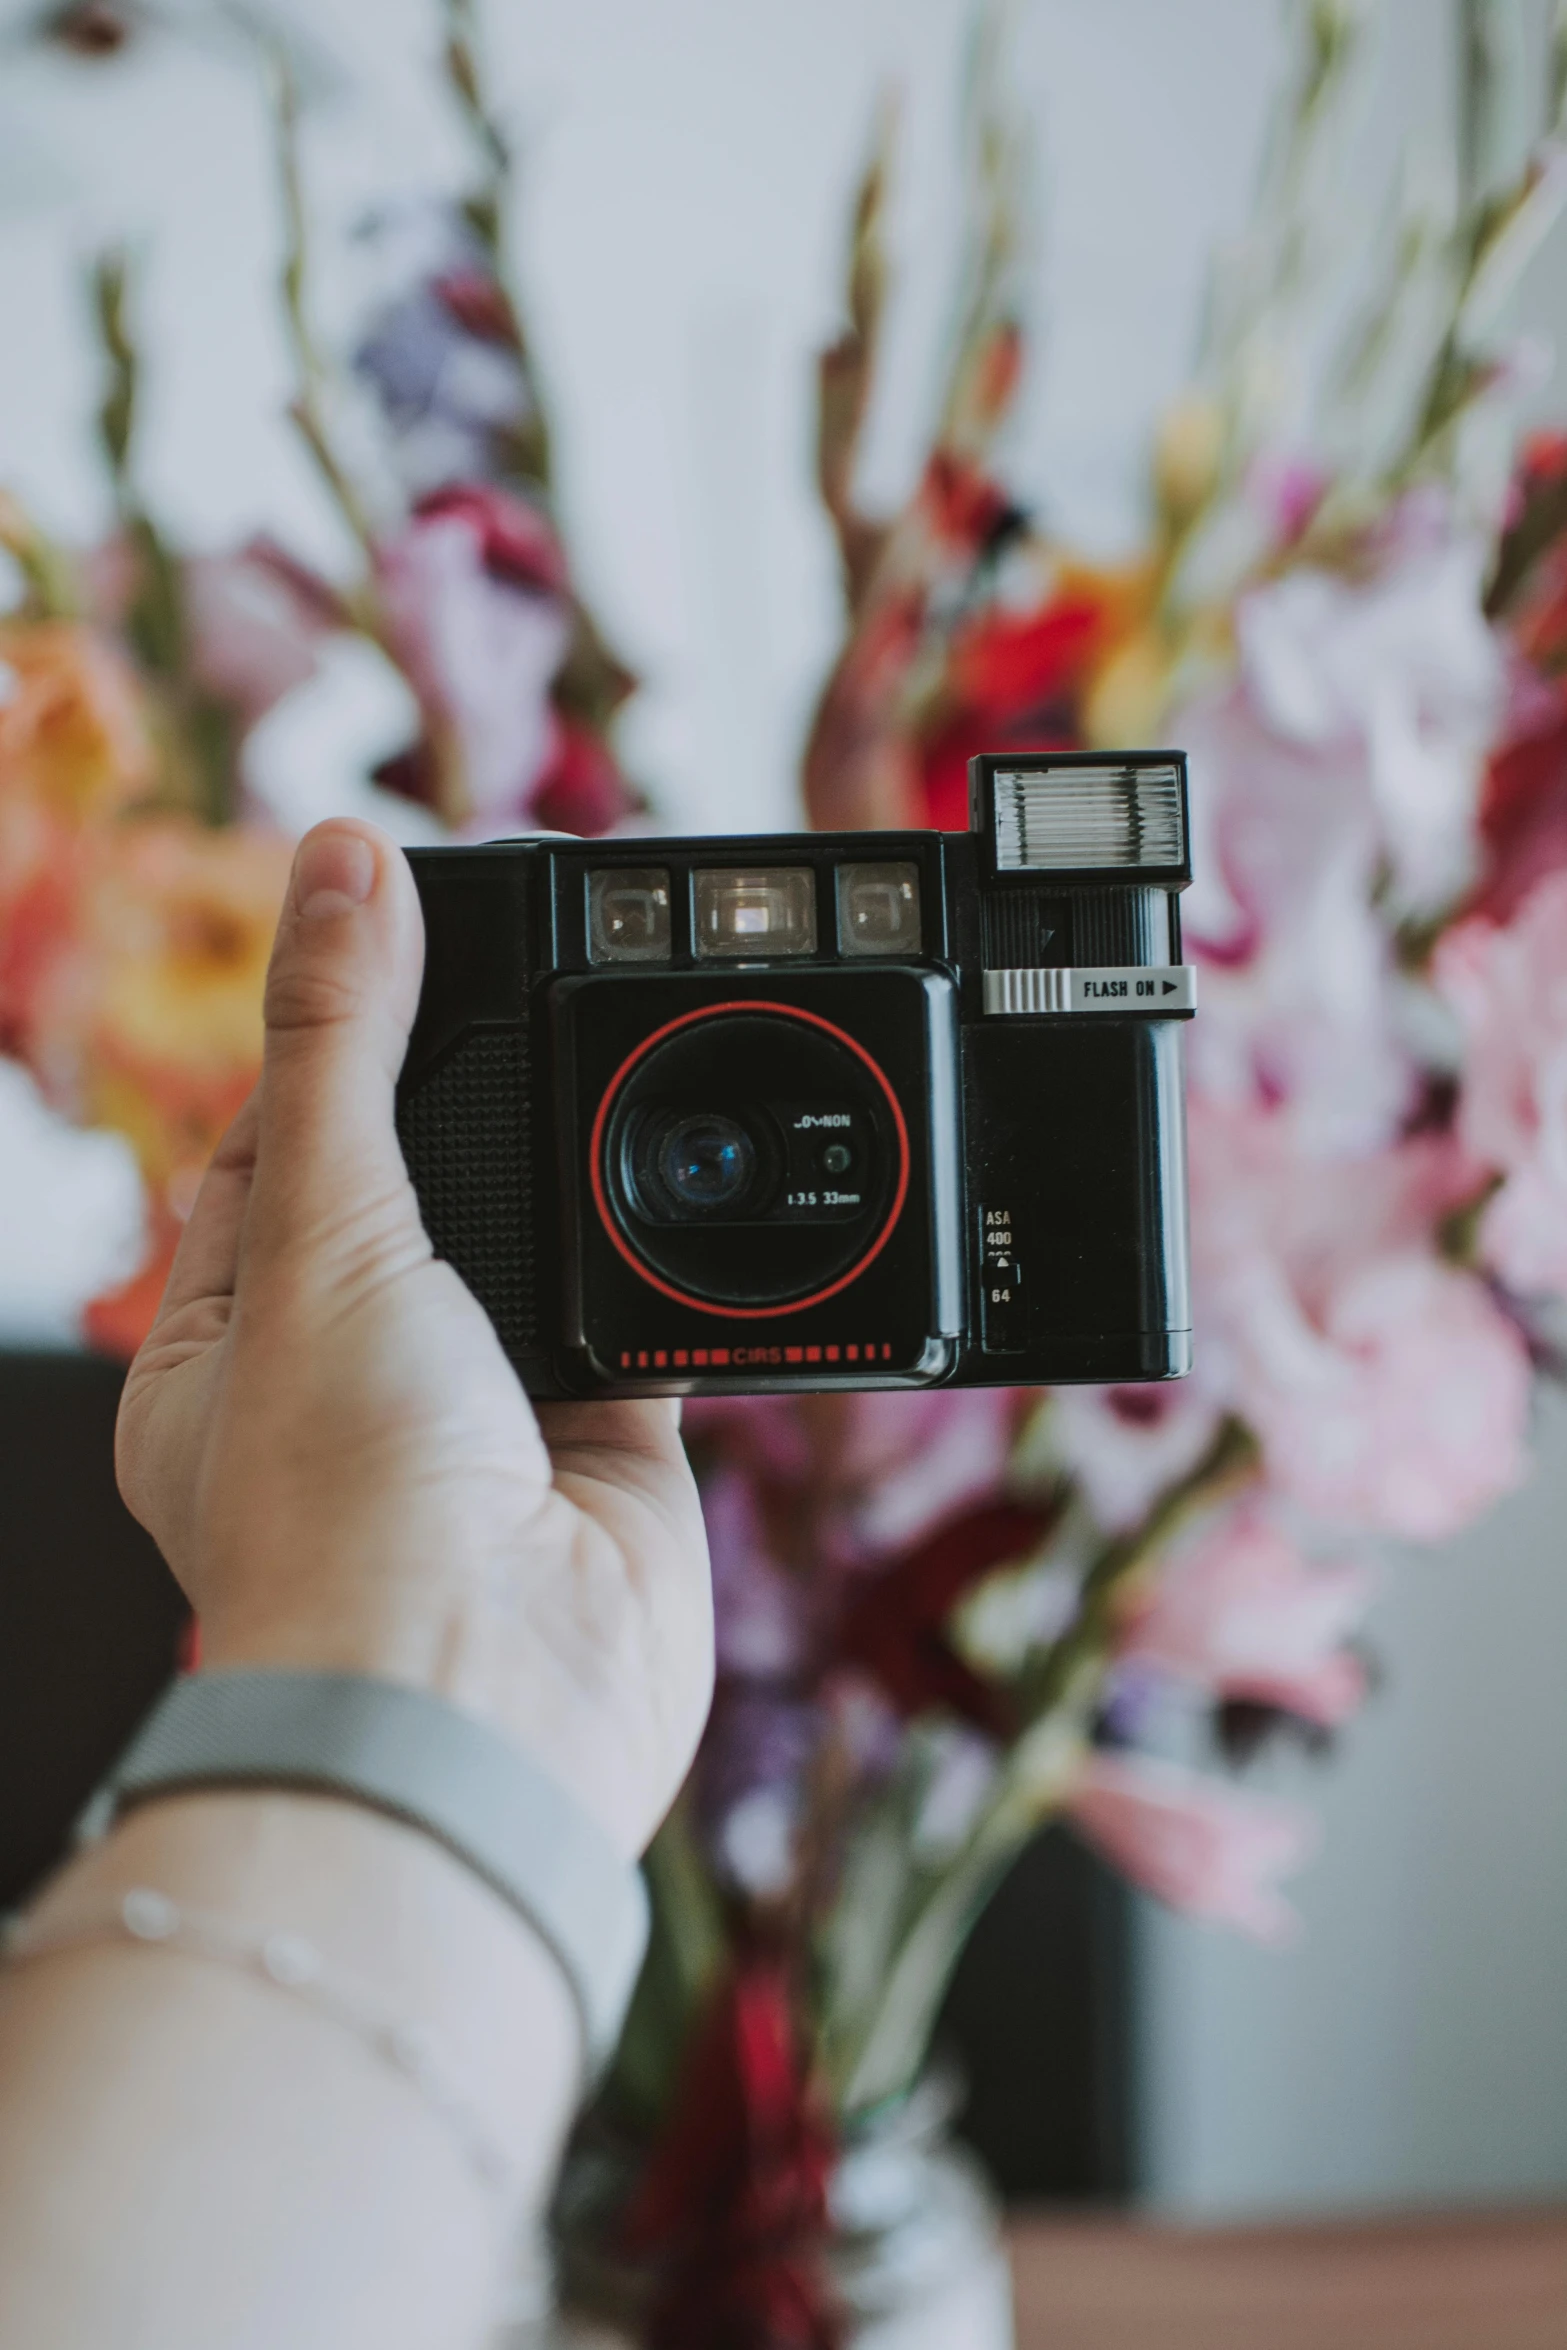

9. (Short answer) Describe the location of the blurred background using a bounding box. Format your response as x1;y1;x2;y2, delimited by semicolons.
3;0;1567;2261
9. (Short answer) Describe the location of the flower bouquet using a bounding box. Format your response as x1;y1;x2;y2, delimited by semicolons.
560;8;1567;2345
6;8;1567;2348
0;0;638;1360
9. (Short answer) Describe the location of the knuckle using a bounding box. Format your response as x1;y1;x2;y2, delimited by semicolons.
263;954;364;1038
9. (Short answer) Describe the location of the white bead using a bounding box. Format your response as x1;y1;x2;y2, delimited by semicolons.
262;1933;319;1988
122;1888;179;1942
386;2021;435;2082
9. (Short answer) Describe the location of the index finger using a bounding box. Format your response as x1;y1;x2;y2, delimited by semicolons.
144;1091;260;1331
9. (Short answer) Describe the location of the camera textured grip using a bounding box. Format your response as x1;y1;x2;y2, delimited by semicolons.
396;1026;540;1357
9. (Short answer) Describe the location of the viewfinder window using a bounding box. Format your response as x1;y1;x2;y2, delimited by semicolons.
837;862;922;957
693;869;817;958
589;868;672;963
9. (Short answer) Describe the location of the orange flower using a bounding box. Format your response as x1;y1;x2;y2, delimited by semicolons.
0;620;156;1065
0;796;91;1062
74;815;291;1357
80;816;291;1197
0;619;152;820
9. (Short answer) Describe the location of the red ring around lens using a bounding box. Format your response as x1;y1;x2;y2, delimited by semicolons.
587;1000;912;1319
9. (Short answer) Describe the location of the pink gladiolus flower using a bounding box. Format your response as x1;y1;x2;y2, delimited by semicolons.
83;536;338;730
1049;1380;1224;1532
1066;1751;1317;1945
1175;518;1502;1150
1235;525;1501;913
684;1388;1019;1562
184;542;341;724
1115;1505;1372;1726
1238;1252;1530;1540
1179;687;1414;1153
838;1388;1020;1553
377;484;570;824
1190;1103;1531;1540
1436;869;1567;1299
1244;449;1328;545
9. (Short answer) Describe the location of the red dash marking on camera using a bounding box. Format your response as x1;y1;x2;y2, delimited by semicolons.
654;1350;668;1368
785;1346;803;1362
825;1345;840;1361
881;1344;892;1360
693;1349;709;1365
805;1345;822;1362
674;1349;689;1367
711;1348;731;1365
637;1351;649;1368
620;1352;631;1368
847;1345;859;1360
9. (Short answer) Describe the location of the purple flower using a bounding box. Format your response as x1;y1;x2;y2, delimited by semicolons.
702;1465;811;1679
375;484;570;827
354;204;538;498
694;1680;820;1896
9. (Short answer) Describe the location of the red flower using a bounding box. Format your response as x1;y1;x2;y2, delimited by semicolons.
914;587;1116;828
949;594;1106;720
1474;705;1567;922
431;267;517;348
919;714;1075;830
528;716;639;837
1519;429;1567;487
410;481;569;596
917;451;1011;555
624;1954;839;2350
837;1499;1054;1734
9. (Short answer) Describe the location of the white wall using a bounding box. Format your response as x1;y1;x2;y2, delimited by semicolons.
1137;1386;1567;2215
0;0;1286;834
3;0;1567;2215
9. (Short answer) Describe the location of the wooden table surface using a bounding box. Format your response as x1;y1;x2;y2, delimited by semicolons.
1008;2209;1567;2350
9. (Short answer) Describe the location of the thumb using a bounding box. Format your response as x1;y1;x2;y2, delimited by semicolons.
241;820;427;1287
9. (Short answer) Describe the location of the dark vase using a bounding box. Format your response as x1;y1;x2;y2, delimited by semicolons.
0;1350;186;1912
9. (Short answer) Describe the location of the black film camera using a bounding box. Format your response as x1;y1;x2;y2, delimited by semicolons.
395;751;1194;1397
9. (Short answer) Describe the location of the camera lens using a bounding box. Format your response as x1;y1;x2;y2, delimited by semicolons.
656;1114;755;1211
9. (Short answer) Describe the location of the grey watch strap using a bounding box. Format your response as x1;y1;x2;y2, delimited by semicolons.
83;1670;647;2077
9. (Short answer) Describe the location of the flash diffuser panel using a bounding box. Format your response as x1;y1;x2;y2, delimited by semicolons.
992;760;1186;873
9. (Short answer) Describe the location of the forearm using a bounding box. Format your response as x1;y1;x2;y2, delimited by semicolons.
0;1789;579;2350
0;824;710;2344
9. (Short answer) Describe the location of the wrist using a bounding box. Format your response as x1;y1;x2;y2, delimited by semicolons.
41;1789;580;2192
192;1581;657;1864
87;1667;650;2070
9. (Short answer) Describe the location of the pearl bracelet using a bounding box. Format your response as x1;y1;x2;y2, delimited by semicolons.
1;1886;517;2197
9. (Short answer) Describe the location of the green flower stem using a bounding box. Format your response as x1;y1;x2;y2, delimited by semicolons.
86;251;237;824
1021;1415;1259;1722
815;108;894;619
1486;460;1567;616
92;249;139;520
0;495;80;620
1391;0;1567;491
827;1791;1040;2119
607;1802;725;2129
442;0;552;492
818;1415;1260;2119
269;47;382;582
934;8;1028;462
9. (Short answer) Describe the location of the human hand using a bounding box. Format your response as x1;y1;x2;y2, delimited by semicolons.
116;820;714;1858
